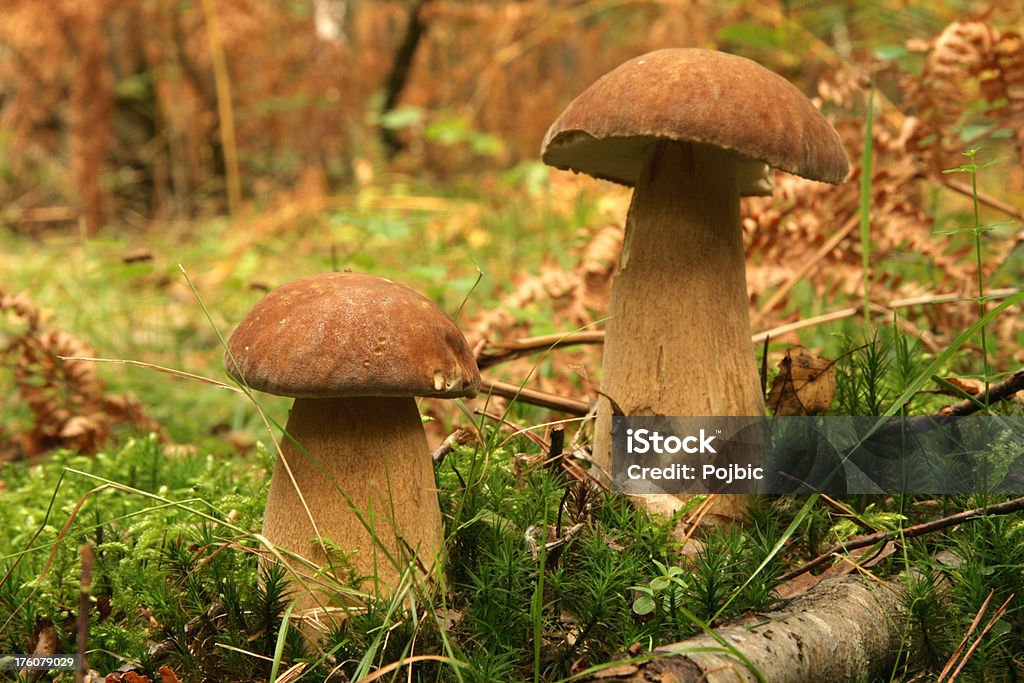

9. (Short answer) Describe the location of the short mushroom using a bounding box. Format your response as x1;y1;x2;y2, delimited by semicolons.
541;49;849;523
224;272;479;608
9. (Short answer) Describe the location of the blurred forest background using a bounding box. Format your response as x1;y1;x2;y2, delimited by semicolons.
1;0;1020;227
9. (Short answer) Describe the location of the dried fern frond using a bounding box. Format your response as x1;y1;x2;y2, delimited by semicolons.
742;17;1023;363
466;222;624;351
1;286;159;458
904;21;1024;172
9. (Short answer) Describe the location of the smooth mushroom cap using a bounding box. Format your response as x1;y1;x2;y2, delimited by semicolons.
541;48;849;195
224;272;481;399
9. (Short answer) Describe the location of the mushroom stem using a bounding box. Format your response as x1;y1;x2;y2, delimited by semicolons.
263;396;443;608
592;141;766;522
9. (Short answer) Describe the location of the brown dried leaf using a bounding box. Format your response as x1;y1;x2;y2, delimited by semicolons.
120;673;153;683
466;221;623;349
60;415;101;438
940;377;985;397
744;17;1023;369
157;667;183;683
776;540;896;600
767;346;836;416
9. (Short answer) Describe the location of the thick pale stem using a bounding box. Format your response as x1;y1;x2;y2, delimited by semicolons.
262;396;443;610
592;141;765;522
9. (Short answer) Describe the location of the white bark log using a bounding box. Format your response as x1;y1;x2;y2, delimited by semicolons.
582;575;907;683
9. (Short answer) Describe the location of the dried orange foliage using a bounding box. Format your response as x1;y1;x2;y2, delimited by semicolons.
104;670;182;683
0;287;158;458
402;2;713;174
903;21;1024;174
463;220;622;409
0;0;717;227
0;0;362;224
746;18;1024;362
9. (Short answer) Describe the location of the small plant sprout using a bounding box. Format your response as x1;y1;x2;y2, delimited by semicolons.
941;148;1013;407
631;559;689;618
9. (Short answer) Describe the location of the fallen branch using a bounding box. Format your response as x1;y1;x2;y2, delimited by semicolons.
476;331;604;369
472;289;1021;363
936;367;1024;416
430;428;476;465
475;293;1021;427
480;378;590;415
580;575;906;683
941;177;1024;226
752;287;1020;344
749;210;862;328
938;590;1013;682
780;495;1024;582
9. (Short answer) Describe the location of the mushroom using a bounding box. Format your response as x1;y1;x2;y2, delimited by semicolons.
224;272;480;608
541;49;849;523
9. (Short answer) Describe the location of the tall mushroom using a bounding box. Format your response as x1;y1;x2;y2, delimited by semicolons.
224;272;480;608
541;49;848;522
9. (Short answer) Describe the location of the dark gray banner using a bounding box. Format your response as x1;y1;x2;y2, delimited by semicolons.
611;416;1024;495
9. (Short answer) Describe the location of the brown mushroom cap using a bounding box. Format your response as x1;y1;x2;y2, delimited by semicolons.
225;272;480;399
541;48;849;190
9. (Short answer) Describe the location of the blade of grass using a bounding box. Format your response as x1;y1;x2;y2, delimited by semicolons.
860;81;875;327
532;505;547;683
881;291;1024;419
269;600;296;683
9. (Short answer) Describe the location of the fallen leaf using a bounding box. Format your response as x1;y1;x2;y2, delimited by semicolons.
157;667;183;683
939;376;983;397
767;346;836;416
776;540;896;599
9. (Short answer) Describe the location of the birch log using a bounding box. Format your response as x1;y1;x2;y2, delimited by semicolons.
583;575;907;683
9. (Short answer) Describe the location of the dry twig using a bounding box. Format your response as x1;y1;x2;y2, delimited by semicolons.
781;496;1024;582
480;378;590;415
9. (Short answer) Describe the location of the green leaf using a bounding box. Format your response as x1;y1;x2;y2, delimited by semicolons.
470;132;504;157
378;106;425;130
942;164;977;175
632;595;656;616
873;44;908;61
650;576;671;591
716;22;785;51
367;217;410;239
425;117;469;145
